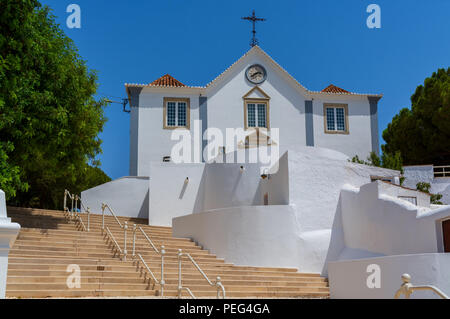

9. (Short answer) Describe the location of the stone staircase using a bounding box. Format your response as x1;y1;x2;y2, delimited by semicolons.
6;207;329;298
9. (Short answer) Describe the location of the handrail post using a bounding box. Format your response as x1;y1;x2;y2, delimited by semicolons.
101;203;105;231
71;195;74;218
87;208;90;232
178;249;183;299
63;190;67;212
123;222;128;262
74;195;78;215
132;224;137;258
160;245;166;297
216;277;222;299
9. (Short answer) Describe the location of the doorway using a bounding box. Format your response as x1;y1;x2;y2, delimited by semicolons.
442;219;450;252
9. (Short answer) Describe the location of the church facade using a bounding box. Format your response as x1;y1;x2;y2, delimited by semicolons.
125;46;382;177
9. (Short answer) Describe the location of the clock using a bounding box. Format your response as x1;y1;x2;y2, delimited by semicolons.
245;64;267;84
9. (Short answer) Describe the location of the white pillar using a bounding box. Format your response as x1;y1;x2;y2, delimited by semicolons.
0;190;21;299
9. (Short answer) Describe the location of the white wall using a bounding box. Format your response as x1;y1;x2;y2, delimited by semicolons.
403;165;434;188
311;96;373;160
324;182;450;276
148;161;267;227
403;165;450;205
202;163;264;211
81;177;149;218
378;181;430;208
135;89;202;177
173;205;303;269
433;178;450;205
329;253;450;299
170;147;401;274
206;51;308;151
0;190;21;299
148;163;206;226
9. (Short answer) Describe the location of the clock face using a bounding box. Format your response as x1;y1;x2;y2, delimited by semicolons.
246;64;267;84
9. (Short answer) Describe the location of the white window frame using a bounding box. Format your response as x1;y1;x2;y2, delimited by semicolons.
163;98;190;129
324;104;349;134
246;102;268;129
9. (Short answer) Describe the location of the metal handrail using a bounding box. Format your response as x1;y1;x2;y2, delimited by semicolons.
105;226;123;256
101;203;123;229
63;190;90;232
132;225;166;296
101;203;128;261
395;274;449;299
135;226;159;254
177;249;225;299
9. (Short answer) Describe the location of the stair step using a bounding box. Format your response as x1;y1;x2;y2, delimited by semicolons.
6;207;330;299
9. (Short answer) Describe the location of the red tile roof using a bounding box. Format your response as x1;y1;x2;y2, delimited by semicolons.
150;74;186;87
321;84;350;94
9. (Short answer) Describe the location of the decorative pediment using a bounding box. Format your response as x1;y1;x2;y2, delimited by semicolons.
242;86;270;100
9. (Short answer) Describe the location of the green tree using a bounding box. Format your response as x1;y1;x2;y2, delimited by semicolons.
351;151;403;172
382;68;450;165
0;0;109;208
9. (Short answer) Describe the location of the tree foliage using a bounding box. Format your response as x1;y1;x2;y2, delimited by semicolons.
351;151;403;172
382;68;450;165
0;0;110;208
416;182;443;205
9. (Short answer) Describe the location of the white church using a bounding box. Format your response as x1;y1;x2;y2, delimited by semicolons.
2;45;450;299
125;45;381;176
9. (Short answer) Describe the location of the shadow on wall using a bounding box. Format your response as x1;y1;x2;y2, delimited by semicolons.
138;190;149;219
321;197;345;277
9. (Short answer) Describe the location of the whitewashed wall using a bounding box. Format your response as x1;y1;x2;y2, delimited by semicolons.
173;205;302;269
81;177;149;218
378;181;430;208
403;165;450;205
171;147;400;274
329;253;450;299
148;161;266;226
148;163;206;226
325;182;450;275
132;89;202;177
312;95;373;159
433;178;450;205
206;51;308;151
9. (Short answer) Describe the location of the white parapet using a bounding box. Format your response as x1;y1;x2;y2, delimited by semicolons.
0;189;21;299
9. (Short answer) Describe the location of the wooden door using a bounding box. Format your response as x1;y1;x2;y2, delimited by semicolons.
442;220;450;252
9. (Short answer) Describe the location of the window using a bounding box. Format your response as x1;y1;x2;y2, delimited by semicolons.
163;98;190;129
246;102;268;129
324;104;349;134
398;196;417;206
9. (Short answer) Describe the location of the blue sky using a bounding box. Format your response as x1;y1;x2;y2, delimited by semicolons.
40;0;450;180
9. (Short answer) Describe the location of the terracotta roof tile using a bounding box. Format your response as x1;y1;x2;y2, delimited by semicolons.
150;74;186;87
321;84;350;94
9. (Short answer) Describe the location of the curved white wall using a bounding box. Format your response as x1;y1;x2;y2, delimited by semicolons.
173;205;304;269
329;253;450;299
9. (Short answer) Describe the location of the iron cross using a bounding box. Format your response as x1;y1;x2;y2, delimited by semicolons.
241;10;266;47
